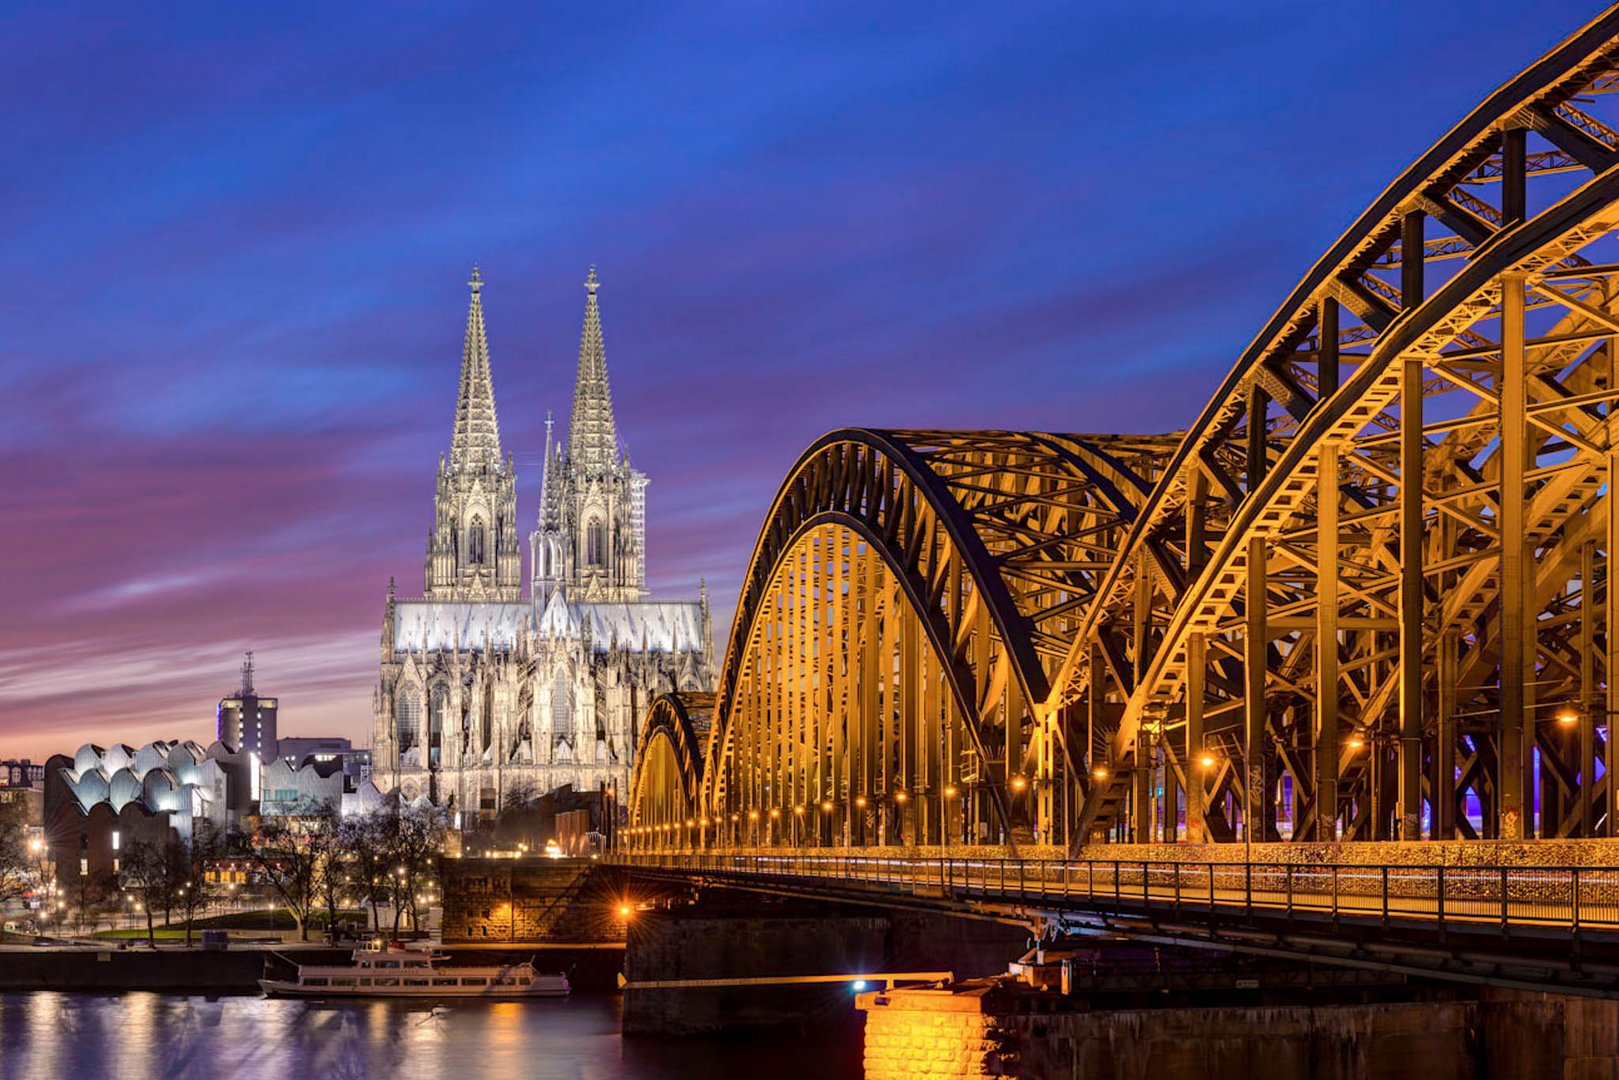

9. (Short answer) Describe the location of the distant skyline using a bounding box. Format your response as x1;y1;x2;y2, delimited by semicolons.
0;1;1599;760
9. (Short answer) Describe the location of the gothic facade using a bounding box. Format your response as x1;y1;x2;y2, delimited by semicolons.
372;269;714;819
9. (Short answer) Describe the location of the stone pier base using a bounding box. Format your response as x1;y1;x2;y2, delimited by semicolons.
858;982;1619;1079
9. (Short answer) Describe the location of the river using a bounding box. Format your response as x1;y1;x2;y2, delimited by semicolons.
0;991;864;1079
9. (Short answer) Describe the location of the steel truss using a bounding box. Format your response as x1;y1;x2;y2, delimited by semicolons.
630;6;1619;851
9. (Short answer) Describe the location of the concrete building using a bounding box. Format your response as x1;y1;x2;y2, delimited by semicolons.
274;736;351;763
42;740;254;886
217;653;277;760
259;755;385;818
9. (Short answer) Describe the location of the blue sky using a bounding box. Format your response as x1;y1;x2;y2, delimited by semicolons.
0;0;1601;757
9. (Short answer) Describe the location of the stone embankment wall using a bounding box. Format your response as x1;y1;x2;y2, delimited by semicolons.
621;897;1028;1035
439;858;628;943
859;984;1619;1079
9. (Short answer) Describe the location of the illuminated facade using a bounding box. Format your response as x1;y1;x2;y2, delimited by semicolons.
630;15;1619;851
374;269;714;816
217;651;277;760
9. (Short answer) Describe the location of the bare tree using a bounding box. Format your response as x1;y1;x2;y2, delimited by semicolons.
121;839;175;946
342;813;390;933
0;801;35;904
389;802;447;933
234;801;338;941
174;823;222;946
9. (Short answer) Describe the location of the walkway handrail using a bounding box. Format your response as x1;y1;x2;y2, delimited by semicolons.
609;851;1619;939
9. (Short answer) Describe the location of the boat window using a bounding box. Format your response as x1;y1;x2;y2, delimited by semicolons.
373;978;397;986
331;979;355;986
404;979;429;987
305;978;328;987
375;961;398;969
496;977;518;986
462;977;487;986
433;978;457;986
359;979;372;986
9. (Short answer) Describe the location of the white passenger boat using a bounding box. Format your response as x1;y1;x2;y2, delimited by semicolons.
258;943;570;998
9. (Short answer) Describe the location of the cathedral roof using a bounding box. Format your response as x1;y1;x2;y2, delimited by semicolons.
449;267;504;470
538;597;707;653
566;267;620;472
393;600;531;652
392;597;706;654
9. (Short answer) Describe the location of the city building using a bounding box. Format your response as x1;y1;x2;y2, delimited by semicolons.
259;755;385;818
372;269;715;816
41;740;255;885
217;652;277;760
0;760;44;828
274;736;352;763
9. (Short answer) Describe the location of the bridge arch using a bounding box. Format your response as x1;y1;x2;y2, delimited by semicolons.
626;692;712;848
1052;7;1619;846
624;8;1619;855
693;428;1174;849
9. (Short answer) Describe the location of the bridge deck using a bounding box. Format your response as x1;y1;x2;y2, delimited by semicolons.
616;851;1619;997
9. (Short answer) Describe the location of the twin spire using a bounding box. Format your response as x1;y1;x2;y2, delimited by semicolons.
446;265;622;473
449;266;504;470
569;266;621;473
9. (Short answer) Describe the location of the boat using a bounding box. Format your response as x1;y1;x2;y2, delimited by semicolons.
258;942;570;998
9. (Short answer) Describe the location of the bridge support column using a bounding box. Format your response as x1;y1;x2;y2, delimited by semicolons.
1246;534;1269;842
1397;209;1426;843
1399;351;1425;841
1185;633;1206;843
1499;270;1527;841
1436;629;1457;840
1609;426;1619;836
1316;443;1340;841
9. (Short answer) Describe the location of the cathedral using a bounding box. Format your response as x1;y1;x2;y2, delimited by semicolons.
372;268;715;820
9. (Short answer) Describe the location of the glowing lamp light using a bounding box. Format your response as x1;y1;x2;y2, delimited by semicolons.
894;791;908;804
1011;776;1028;792
794;805;805;816
1093;767;1109;780
1199;755;1216;769
618;905;632;918
944;786;958;799
1347;737;1365;751
685;819;695;827
852;980;868;992
769;808;781;819
855;796;868;808
1557;710;1580;726
820;801;833;813
749;810;760;821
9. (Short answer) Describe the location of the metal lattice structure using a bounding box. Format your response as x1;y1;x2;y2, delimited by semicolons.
629;7;1619;851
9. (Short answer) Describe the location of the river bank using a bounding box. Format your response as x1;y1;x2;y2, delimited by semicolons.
0;944;626;994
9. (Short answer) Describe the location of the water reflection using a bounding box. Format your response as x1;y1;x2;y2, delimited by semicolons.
0;993;861;1079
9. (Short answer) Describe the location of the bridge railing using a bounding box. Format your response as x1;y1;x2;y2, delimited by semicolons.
612;851;1619;937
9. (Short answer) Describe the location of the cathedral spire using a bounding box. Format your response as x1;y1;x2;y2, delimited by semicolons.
538;411;555;524
567;266;620;472
450;267;503;470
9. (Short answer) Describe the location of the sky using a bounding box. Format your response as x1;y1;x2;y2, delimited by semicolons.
0;0;1604;761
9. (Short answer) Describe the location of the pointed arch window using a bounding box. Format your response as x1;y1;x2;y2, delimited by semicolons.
428;685;448;767
468;517;486;565
395;689;421;753
586;519;605;566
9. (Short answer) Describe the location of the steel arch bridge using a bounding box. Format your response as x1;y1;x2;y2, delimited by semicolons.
629;7;1619;855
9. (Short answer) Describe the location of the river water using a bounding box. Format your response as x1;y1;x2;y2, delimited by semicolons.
0;992;865;1079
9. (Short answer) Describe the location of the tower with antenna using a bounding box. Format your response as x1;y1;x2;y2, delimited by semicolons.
218;651;278;759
